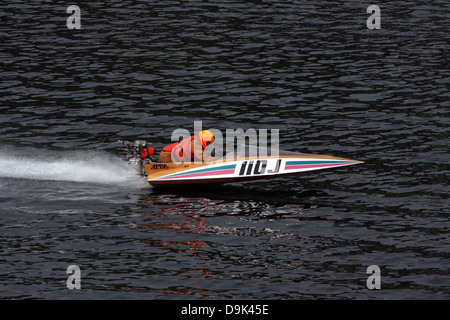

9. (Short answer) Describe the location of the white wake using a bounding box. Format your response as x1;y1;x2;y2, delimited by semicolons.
0;149;143;186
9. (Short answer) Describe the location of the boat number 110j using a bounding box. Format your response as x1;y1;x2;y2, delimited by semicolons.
239;160;282;176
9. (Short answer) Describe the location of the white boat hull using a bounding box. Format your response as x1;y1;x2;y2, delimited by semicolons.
145;156;362;187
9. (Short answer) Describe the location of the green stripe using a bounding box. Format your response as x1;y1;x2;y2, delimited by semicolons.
164;164;236;178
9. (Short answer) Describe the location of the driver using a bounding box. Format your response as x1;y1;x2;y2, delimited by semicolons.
159;130;215;163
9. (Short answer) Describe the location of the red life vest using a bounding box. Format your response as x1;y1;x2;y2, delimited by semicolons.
162;136;200;163
140;146;155;159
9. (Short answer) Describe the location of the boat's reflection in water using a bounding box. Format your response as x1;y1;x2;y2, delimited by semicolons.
131;184;332;296
137;184;326;232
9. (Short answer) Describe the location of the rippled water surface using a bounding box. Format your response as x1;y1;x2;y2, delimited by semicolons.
0;1;449;299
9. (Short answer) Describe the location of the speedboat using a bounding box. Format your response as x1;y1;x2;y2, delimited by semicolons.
123;141;363;187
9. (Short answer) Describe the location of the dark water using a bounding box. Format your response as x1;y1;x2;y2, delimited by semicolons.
0;0;449;299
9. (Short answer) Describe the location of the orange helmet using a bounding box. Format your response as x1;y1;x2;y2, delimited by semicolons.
197;130;214;149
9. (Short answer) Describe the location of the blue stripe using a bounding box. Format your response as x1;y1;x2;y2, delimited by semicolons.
285;160;349;165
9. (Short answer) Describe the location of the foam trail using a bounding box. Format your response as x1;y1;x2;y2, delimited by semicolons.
0;150;144;186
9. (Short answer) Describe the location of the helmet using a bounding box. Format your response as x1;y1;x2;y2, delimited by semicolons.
197;130;215;149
